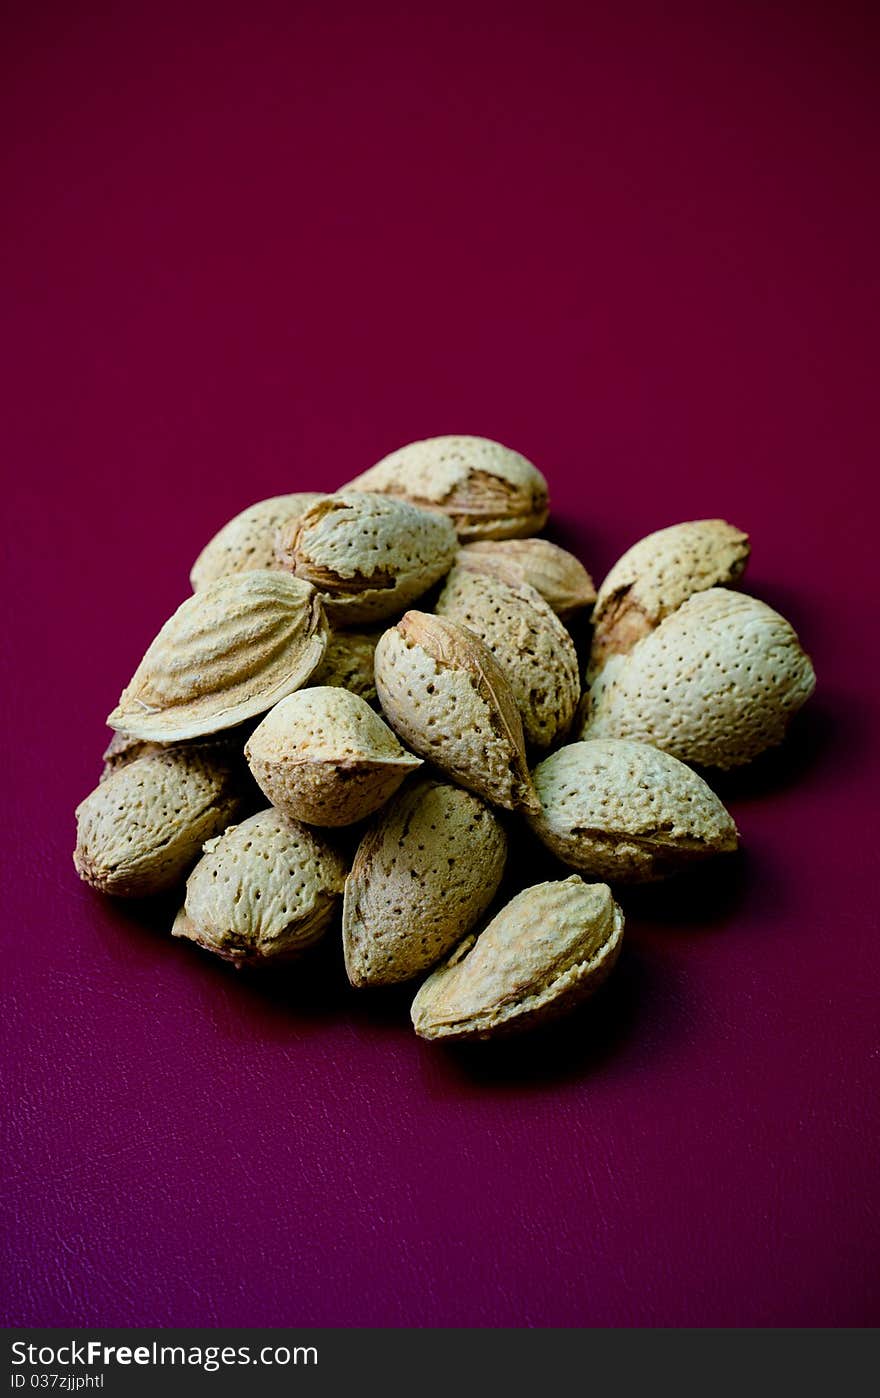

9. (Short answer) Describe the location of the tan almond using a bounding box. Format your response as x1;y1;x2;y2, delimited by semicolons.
172;808;347;966
590;519;750;672
341;435;549;541
435;566;580;748
581;589;816;769
308;629;381;706
343;778;507;987
276;492;458;624
457;538;596;619
245;687;422;827
107;571;329;742
411;876;624;1040
190;493;324;591
527;739;738;882
374;612;539;814
74;750;246;897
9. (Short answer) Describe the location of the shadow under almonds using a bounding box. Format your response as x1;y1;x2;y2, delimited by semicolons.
619;846;748;932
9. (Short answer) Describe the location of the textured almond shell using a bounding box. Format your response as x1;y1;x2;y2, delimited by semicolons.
374;612;539;814
107;571;329;742
309;629;381;705
581;589;816;769
590;519;750;671
527;739;738;882
278;492;458;624
172;807;347;965
343;778;507;987
342;435;549;541
457;538;596;619
245;687;422;827
411;876;624;1040
74;750;245;897
435;566;580;748
190;493;324;591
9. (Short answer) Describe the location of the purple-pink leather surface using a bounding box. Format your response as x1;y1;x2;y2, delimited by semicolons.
3;1;878;1327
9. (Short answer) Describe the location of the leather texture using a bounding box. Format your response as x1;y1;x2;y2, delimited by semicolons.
2;0;878;1327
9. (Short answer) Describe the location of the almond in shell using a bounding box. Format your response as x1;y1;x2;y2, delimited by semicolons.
308;629;381;706
457;538;596;620
411;876;624;1040
190;493;324;591
343;778;507;987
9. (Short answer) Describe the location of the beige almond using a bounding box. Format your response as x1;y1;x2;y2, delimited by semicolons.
581;589;816;769
276;492;458;624
374;612;539;814
590;519;750;672
107;571;329;743
343;778;507;987
411;876;624;1040
74;749;246;897
308;629;381;706
190;493;324;591
342;435;549;541
527;739;738;882
435;566;580;748
172;808;347;966
457;538;596;619
245;687;422;827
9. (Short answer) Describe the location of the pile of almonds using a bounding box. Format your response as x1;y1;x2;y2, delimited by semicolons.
74;435;816;1041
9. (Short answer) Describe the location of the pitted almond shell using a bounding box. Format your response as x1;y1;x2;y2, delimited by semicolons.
107;571;329;743
74;749;246;897
245;687;422;827
590;519;750;671
276;492;458;624
172;807;347;966
435;566;580;748
190;493;324;591
411;876;624;1040
343;778;507;988
341;435;549;541
374;611;539;814
457;538;596;619
100;728;246;782
581;589;816;769
309;629;381;706
527;739;738;882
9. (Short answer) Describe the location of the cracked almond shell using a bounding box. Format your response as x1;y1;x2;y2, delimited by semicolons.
277;491;458;624
342;435;549;541
189;493;324;591
343;778;507;987
245;687;422;827
580;589;816;769
74;749;246;897
527;739;738;882
435;565;580;748
411;876;624;1040
374;611;539;814
457;538;596;619
172;808;347;966
590;518;750;672
107;571;329;743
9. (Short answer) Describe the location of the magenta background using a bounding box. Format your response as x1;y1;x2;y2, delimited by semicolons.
2;1;878;1327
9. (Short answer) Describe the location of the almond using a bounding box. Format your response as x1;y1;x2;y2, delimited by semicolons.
107;571;329;742
74;749;246;897
374;611;539;814
343;778;507;987
245;687;422;827
342;435;549;541
457;538;596;619
190;493;324;591
527;739;738;881
411;876;624;1040
172;808;347;966
276;492;457;624
308;629;381;706
590;519;750;672
435;565;580;748
581;589;816;769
